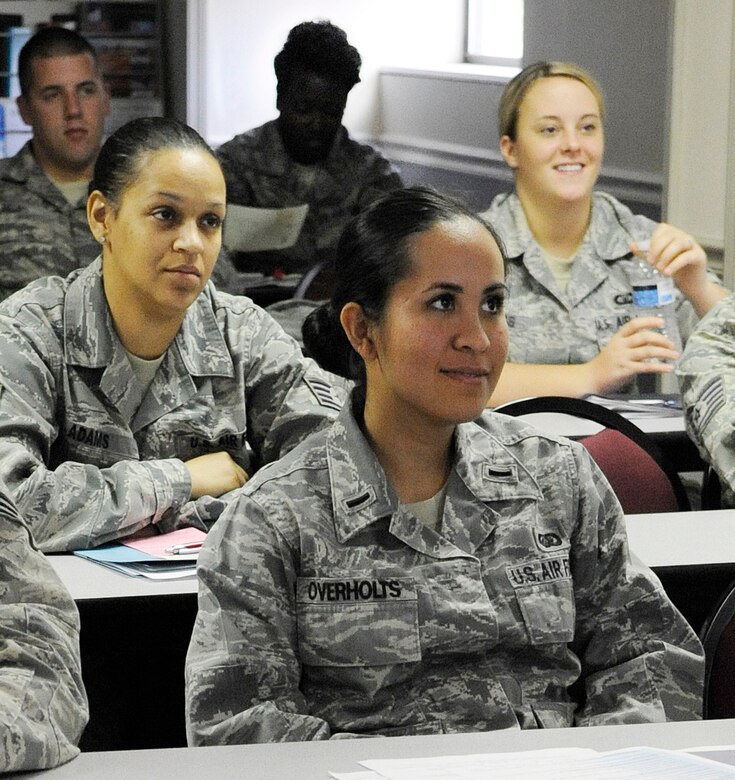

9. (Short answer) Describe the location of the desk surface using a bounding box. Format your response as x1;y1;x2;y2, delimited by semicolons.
48;510;735;602
507;410;685;438
625;508;735;568
22;720;735;779
47;554;197;600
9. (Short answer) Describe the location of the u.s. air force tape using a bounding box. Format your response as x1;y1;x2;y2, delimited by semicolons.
506;555;571;588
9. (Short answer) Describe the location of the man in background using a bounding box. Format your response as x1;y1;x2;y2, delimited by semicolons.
217;20;402;289
0;26;108;300
0;26;241;300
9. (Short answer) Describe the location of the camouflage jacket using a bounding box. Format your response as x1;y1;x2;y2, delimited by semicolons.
677;293;735;505
0;258;345;552
0;142;99;301
217;120;402;275
482;192;702;364
185;396;704;744
0;479;87;771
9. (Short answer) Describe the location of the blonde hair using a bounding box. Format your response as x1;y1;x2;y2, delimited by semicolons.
499;61;605;141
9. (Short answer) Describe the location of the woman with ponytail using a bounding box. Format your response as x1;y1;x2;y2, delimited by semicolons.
186;186;703;745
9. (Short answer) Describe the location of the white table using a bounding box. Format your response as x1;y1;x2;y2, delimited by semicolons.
47;509;735;601
510;410;685;438
21;719;735;779
47;553;197;600
625;509;735;568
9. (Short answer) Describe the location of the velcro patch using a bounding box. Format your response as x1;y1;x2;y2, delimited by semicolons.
506;555;571;588
304;376;343;412
689;375;725;439
297;577;416;603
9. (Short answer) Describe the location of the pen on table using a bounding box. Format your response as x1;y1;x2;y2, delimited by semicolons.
165;541;205;555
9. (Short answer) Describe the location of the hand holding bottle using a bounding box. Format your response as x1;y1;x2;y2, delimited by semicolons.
628;239;683;360
630;225;726;317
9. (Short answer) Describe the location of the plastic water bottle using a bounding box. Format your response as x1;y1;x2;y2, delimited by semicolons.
629;239;683;359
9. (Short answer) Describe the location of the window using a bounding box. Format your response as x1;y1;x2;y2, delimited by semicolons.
465;0;524;68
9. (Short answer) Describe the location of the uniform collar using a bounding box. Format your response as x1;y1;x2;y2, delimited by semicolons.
0;141;76;211
254;120;348;177
494;191;637;307
63;258;233;376
326;396;543;552
1;141;41;185
495;190;634;263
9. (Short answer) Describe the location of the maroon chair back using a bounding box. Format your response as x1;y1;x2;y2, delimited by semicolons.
580;428;680;514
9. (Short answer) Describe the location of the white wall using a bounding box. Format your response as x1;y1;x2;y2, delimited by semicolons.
667;0;732;254
0;1;74;25
188;0;464;147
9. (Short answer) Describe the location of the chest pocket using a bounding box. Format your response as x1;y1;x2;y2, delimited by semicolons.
296;576;421;667
506;555;575;644
412;559;499;656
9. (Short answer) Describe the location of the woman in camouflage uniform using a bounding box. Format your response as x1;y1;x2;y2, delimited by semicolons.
0;117;343;552
185;187;703;744
481;61;725;405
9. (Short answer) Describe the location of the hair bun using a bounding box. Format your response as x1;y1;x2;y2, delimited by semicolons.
302;302;355;379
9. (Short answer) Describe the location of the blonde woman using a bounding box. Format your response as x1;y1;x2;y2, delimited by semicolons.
483;61;726;405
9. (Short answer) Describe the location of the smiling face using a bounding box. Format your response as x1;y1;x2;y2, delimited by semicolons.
17;52;109;181
91;147;226;327
361;217;508;436
500;75;603;208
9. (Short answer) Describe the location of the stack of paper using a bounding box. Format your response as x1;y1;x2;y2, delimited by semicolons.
584;394;682;419
74;527;206;580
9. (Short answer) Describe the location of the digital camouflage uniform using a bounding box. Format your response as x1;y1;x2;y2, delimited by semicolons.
217;120;402;275
0;142;99;302
481;192;703;364
677;293;735;506
0;258;345;552
185;395;704;744
0;141;242;299
0;479;88;771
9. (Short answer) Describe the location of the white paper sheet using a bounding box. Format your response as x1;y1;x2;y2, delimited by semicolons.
223;203;309;252
331;746;735;780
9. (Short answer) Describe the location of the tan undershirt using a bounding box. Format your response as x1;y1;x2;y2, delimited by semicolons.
125;350;165;398
541;247;577;293
51;178;89;206
403;483;448;532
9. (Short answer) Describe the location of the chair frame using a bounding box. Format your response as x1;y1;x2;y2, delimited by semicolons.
701;464;723;511
699;578;735;719
292;261;325;300
495;395;691;512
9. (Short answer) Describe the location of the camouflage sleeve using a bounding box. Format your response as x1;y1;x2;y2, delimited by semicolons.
0;482;88;771
241;307;346;467
676;295;735;502
569;445;704;724
185;492;332;744
355;152;403;210
0;319;192;552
